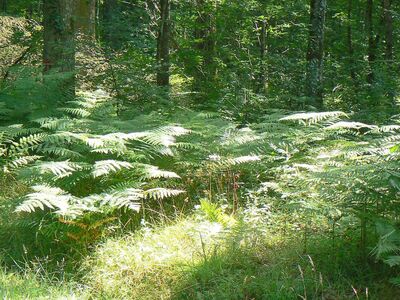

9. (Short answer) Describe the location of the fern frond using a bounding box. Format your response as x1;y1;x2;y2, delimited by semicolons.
326;121;377;131
143;188;185;200
15;185;75;214
142;166;181;180
59;107;91;118
35;161;82;179
4;155;42;172
85;188;143;211
280;111;347;125
92;160;133;178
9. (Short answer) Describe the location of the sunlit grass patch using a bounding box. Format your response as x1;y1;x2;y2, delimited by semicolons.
0;267;84;300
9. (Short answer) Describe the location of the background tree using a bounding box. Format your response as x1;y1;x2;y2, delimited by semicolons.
101;0;121;49
0;0;6;13
192;0;217;99
365;0;376;85
347;0;356;81
75;0;96;38
306;0;327;109
255;16;268;94
156;0;170;87
43;0;75;73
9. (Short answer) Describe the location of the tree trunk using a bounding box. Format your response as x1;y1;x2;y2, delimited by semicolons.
382;0;394;101
382;0;393;62
306;0;327;109
0;0;7;13
75;0;96;39
347;0;356;80
43;0;75;73
365;0;376;84
193;0;216;93
102;0;120;48
156;0;170;87
43;0;96;100
256;19;268;94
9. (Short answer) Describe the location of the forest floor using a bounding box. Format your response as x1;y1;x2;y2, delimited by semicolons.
1;107;400;300
1;213;399;300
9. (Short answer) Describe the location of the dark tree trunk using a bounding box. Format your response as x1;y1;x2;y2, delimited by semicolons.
43;0;76;101
43;0;96;100
347;0;356;80
43;0;75;73
382;0;394;101
156;0;170;87
193;0;216;93
0;0;7;13
102;0;120;48
306;0;327;109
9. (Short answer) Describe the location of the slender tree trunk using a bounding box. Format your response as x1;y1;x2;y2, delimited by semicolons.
382;0;393;62
306;0;327;109
365;0;376;84
256;19;268;94
347;0;356;80
156;0;170;87
43;0;76;101
193;0;216;93
0;0;7;13
102;0;119;48
382;0;394;101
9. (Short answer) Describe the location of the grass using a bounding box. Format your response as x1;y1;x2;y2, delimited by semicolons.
0;212;399;299
82;208;398;300
1;182;399;299
0;267;84;300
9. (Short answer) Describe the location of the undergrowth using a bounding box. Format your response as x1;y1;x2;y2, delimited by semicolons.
84;209;397;300
0;266;83;300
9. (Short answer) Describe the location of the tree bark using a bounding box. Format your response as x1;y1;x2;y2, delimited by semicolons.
75;0;96;39
43;0;96;100
0;0;7;13
255;19;268;94
306;0;327;109
193;0;216;93
347;0;356;80
156;0;170;86
365;0;376;84
382;0;394;101
102;0;120;48
382;0;393;62
43;0;76;101
43;0;75;73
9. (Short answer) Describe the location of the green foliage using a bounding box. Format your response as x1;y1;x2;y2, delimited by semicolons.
84;212;394;300
0;270;80;300
10;91;187;217
1;0;400;296
373;221;400;286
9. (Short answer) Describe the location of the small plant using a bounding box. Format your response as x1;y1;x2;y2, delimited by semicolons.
373;221;400;286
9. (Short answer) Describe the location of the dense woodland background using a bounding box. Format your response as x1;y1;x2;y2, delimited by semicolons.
0;0;400;299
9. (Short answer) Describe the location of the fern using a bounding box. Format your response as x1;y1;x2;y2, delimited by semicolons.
8;90;190;224
143;188;185;200
92;160;133;178
15;185;75;215
34;161;83;179
280;111;347;125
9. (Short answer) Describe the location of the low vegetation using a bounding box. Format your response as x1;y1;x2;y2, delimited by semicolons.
1;0;400;299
